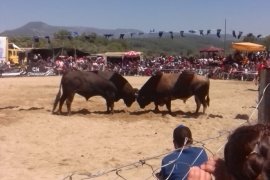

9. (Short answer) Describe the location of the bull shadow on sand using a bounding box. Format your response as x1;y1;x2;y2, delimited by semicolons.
247;88;259;92
19;107;44;111
174;111;221;119
0;106;44;111
52;108;125;116
0;106;19;110
130;109;153;115
130;109;208;118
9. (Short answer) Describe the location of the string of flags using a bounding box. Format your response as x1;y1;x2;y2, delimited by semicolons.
31;29;264;43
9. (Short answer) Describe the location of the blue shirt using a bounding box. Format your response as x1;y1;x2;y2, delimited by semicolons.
160;147;208;180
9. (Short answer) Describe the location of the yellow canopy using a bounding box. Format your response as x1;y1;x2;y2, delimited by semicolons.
232;42;266;52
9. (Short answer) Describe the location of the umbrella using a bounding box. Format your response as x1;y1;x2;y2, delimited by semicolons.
232;42;266;52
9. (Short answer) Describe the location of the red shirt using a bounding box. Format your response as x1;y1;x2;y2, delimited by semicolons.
257;63;266;73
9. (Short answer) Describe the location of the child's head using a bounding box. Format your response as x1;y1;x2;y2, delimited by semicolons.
173;125;193;148
225;124;270;180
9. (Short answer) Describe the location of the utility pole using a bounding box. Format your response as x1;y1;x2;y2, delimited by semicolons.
224;18;227;57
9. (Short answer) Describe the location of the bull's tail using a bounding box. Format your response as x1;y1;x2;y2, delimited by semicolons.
206;94;210;107
52;83;62;113
206;78;210;107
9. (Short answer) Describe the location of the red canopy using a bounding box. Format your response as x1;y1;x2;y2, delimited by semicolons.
124;51;141;58
199;46;224;53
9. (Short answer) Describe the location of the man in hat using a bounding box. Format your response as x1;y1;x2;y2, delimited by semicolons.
157;125;208;180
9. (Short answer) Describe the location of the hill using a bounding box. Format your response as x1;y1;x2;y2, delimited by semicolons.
0;21;241;55
0;21;143;37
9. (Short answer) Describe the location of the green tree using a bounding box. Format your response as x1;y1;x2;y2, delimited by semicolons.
54;30;71;40
243;33;257;42
263;35;270;51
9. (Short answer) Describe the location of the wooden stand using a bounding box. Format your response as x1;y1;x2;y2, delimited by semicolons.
258;68;270;123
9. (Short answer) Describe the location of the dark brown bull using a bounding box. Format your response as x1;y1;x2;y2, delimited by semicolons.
92;70;138;107
136;71;210;114
52;70;117;115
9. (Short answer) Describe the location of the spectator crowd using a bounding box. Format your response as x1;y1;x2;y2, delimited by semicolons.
1;51;270;81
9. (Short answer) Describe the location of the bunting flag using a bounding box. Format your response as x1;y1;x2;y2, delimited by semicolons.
33;36;39;43
189;30;196;34
169;31;174;39
130;32;136;38
180;31;185;37
30;28;264;42
158;31;163;38
246;33;253;37
66;31;79;39
149;29;155;33
104;34;113;39
119;34;125;39
216;29;222;38
238;31;243;39
232;30;237;38
72;32;79;37
199;30;204;36
45;36;51;43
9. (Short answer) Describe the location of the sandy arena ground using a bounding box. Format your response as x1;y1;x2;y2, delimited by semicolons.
0;75;258;180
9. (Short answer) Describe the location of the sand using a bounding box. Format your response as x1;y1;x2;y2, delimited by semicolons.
0;75;258;180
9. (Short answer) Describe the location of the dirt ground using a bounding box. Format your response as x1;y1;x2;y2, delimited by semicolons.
0;75;258;180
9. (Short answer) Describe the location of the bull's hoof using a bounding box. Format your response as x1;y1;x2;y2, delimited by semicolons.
53;110;62;115
106;110;114;114
168;111;176;116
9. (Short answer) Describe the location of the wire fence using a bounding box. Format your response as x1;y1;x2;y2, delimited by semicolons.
62;84;269;180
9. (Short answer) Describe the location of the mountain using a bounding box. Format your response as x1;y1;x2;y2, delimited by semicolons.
1;21;238;40
0;21;144;37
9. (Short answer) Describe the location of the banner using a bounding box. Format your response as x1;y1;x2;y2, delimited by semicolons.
0;36;8;63
26;65;55;76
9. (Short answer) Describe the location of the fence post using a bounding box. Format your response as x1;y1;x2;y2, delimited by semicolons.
258;68;270;123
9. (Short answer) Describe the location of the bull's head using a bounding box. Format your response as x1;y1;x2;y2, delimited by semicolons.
123;88;138;107
136;92;151;109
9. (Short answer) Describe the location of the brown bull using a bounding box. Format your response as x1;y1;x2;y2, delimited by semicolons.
92;70;138;107
52;70;117;115
136;71;210;114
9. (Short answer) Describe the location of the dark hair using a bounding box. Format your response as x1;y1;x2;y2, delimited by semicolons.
224;124;270;180
173;125;193;147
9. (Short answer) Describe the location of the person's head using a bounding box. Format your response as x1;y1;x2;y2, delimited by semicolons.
173;125;193;149
224;124;270;180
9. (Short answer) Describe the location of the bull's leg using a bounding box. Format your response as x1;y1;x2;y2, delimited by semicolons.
166;100;172;113
201;98;208;114
197;95;208;114
66;93;75;116
106;100;114;114
58;93;68;114
154;102;160;113
195;96;201;114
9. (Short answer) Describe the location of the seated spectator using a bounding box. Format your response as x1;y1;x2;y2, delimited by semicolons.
188;123;270;180
157;125;208;180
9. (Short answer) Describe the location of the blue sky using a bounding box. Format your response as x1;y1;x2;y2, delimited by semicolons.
1;0;269;36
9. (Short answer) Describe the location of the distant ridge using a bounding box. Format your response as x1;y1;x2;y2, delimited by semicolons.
0;21;239;45
0;21;144;37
